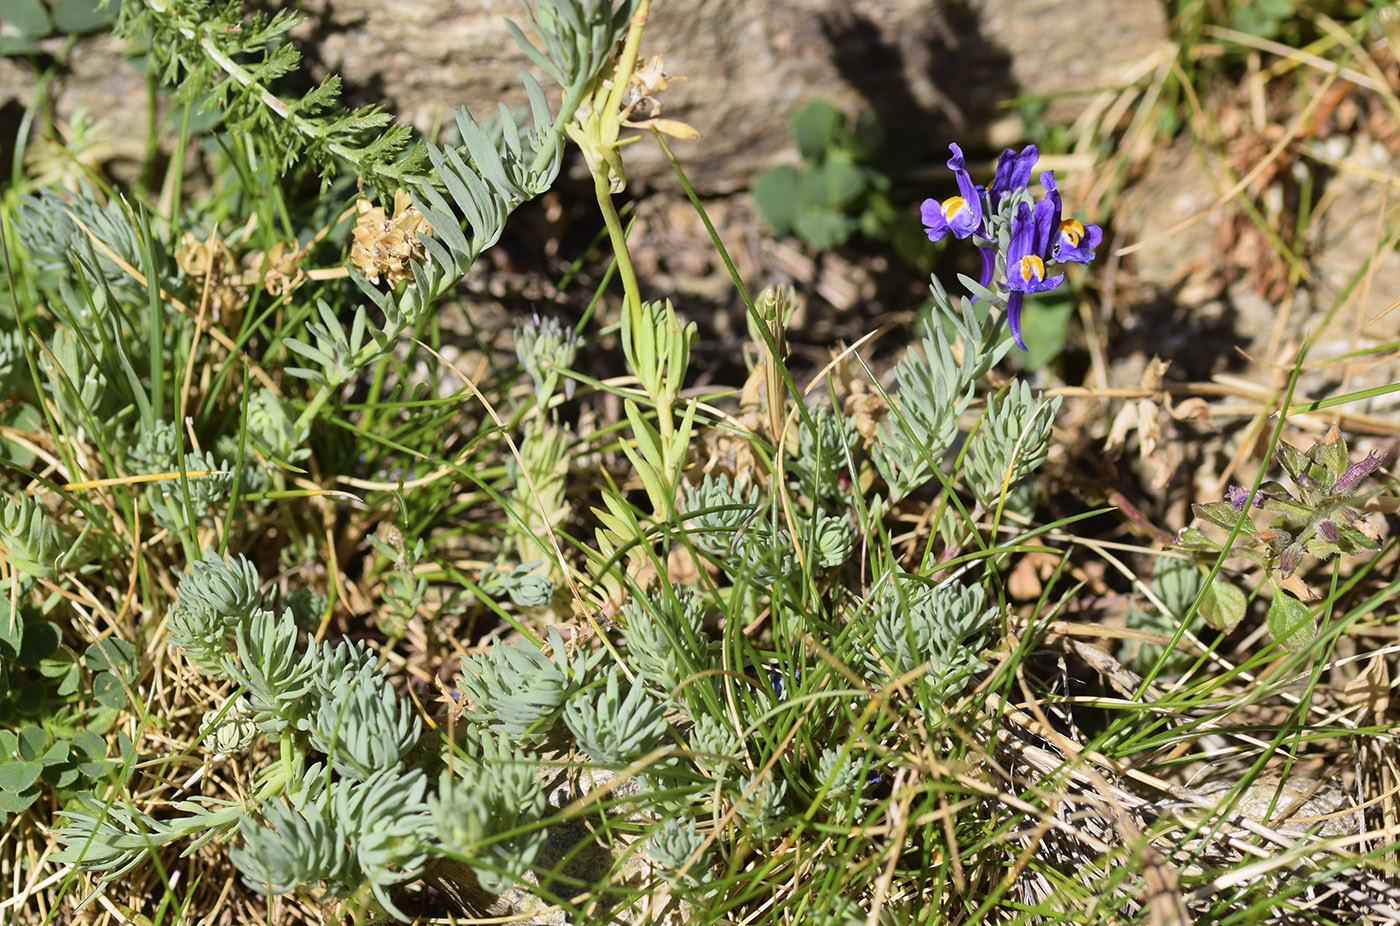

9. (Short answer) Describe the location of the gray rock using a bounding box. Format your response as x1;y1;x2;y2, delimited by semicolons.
1115;133;1400;413
6;1;1167;193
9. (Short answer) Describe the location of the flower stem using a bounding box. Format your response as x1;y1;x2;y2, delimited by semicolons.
592;170;642;319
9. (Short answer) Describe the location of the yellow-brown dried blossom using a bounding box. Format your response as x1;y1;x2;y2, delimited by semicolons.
175;231;234;279
350;189;434;286
620;54;699;140
1105;356;1217;491
175;231;242;320
243;241;307;296
176;230;312;319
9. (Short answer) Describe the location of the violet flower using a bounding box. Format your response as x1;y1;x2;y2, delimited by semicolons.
1003;198;1064;351
1331;450;1386;495
1042;171;1102;264
919;144;983;241
1226;485;1255;510
990;145;1039;209
970;145;1040;292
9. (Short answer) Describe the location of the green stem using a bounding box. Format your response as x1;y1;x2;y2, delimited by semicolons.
294;383;334;434
592;171;642;318
196;28;418;186
604;0;651;119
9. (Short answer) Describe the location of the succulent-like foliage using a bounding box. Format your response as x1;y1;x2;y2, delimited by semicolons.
244;389;310;464
456;628;596;743
233;768;432;920
14;186;164;296
431;733;550;893
35;327;126;441
308;663;423;780
792;404;857;504
871;325;978;502
733;770;788;837
688;713;740;774
165;550;264;673
54;797;174;884
683;474;798;585
284;301;388;391
564;668;669;766
409;0;639;287
311;638;382;691
199;698;259;756
374;536;429;639
621;587;708;693
516;314;580;405
225;609;316;733
0;494;69;581
647;816;707;872
813;747;864;799
871;578;995;699
230;796;353;897
965;379;1062;510
149;449;236;534
479;560;556;608
0;327;23;390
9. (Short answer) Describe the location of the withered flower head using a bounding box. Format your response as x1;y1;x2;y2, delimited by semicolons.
350;188;435;287
175;231;233;279
620;54;699;140
175;231;244;321
244;241;308;297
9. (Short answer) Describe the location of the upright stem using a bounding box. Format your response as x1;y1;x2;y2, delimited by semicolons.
593;171;642;319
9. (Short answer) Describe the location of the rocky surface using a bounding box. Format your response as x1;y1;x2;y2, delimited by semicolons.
1114;132;1400;415
4;0;1168;194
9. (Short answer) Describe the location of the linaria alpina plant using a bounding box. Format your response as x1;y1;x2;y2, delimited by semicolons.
920;143;1102;351
13;0;1400;921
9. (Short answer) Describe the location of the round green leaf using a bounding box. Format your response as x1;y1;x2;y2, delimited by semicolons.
752;165;801;236
16;725;47;761
55;659;80;697
819;151;866;209
84;636;136;677
0;0;52;38
52;0;118;33
0;759;42;792
792;100;842;162
17;620;61;667
0;783;41;813
1199;577;1246;632
93;671;127;710
793;208;854;251
77;757;110;779
15;681;46;716
70;729;105;759
1267;593;1316;653
43;762;80;789
37;649;76;678
39;739;68;765
0;34;43;54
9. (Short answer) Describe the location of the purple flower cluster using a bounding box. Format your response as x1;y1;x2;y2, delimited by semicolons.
920;144;1102;351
